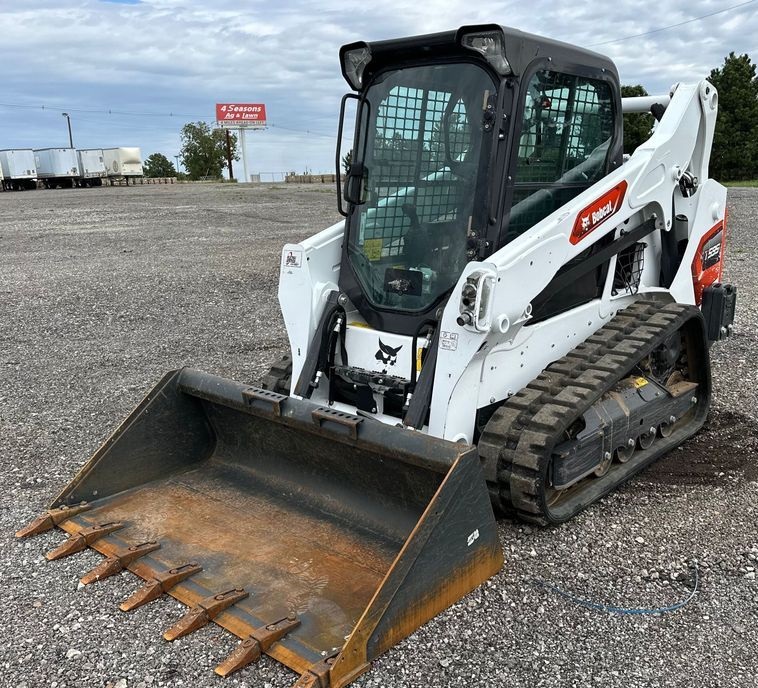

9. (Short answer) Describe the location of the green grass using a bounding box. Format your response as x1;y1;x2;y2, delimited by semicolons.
723;180;758;187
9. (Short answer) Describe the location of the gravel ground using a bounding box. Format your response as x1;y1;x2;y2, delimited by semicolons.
1;183;756;688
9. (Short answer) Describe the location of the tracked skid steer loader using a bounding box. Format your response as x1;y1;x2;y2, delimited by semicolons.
19;25;736;687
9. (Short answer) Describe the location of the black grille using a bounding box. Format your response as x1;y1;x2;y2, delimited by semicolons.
613;242;646;294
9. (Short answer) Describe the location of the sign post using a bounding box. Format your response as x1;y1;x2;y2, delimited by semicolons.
215;103;267;183
240;128;249;183
224;129;234;181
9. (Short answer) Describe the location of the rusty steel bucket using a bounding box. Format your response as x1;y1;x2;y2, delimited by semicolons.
18;368;503;687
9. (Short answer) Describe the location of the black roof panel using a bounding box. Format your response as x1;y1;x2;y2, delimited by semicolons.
340;24;618;87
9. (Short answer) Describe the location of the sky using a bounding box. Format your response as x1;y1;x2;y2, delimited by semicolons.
0;0;756;177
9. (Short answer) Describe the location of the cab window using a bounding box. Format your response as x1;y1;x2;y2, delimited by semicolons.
506;70;615;243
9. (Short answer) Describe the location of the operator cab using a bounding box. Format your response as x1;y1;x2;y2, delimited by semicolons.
337;25;622;335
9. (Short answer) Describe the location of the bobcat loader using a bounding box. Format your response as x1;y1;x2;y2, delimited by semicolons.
18;24;736;687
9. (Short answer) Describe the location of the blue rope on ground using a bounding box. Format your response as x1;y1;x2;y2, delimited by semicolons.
534;560;699;615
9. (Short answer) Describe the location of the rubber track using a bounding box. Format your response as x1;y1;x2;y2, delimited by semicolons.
260;354;292;395
479;299;709;525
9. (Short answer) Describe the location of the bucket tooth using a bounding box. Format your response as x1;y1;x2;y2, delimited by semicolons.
215;614;301;677
45;522;124;561
163;588;249;641
120;562;203;612
293;654;339;688
80;541;161;585
16;502;91;538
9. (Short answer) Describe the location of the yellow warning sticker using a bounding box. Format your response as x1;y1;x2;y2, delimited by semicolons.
364;238;383;261
416;347;424;372
348;321;372;329
633;377;649;388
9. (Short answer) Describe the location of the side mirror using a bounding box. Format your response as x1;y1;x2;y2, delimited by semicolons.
335;92;361;216
343;162;369;205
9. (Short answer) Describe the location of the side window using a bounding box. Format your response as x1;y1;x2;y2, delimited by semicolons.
506;70;615;242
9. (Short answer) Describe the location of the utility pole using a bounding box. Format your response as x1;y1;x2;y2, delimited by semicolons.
225;129;235;181
61;112;74;148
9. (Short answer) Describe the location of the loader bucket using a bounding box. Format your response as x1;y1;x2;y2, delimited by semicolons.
20;368;503;687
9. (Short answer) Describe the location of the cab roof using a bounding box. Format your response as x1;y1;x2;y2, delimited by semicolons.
340;24;618;88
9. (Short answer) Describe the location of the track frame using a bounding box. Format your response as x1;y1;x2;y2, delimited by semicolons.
479;299;711;524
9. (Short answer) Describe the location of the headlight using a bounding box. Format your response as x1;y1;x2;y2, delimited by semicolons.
456;270;496;332
342;44;372;90
460;30;511;75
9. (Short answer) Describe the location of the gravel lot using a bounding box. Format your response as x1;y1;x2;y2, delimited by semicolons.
1;183;756;688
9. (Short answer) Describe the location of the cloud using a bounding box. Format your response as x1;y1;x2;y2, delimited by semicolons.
0;0;756;174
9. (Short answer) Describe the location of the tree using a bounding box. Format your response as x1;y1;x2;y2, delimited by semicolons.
143;153;176;178
621;85;653;155
179;122;239;180
708;52;758;181
426;113;468;163
342;149;352;174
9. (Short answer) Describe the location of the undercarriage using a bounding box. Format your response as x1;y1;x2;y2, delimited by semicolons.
479;299;710;523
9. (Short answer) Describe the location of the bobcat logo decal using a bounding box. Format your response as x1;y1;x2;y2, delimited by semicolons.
375;338;402;369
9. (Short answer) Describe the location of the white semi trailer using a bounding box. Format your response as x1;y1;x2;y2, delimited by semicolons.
103;147;143;183
77;149;107;187
34;148;80;189
0;149;37;190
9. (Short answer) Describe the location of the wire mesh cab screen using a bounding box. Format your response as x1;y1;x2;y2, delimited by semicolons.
506;70;615;243
347;63;496;312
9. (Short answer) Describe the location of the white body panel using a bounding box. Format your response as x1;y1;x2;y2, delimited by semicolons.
0;149;37;179
277;80;726;445
34;148;79;178
103;147;143;177
279;221;343;391
77;149;107;178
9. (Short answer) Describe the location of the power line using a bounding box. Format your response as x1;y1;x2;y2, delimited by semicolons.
0;101;209;118
0;100;348;140
267;123;339;140
588;0;757;46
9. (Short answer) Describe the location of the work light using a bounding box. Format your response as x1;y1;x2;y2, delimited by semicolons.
342;44;372;90
460;30;512;75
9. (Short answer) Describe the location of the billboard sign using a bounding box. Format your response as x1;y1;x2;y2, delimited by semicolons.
215;103;267;128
